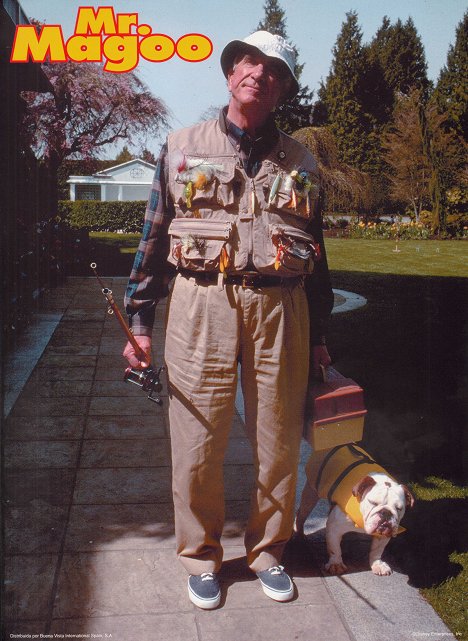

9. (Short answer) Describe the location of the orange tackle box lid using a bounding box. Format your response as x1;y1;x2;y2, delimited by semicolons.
304;366;367;451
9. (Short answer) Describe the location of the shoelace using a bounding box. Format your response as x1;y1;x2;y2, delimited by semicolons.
268;565;284;575
200;572;216;581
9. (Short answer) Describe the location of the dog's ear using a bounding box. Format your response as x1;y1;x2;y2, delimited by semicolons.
352;476;376;501
402;485;415;509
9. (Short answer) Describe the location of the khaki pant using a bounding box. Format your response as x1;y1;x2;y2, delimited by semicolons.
165;273;310;575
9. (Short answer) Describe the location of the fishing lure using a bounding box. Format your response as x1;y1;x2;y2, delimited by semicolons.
219;246;230;273
184;181;193;208
286;168;314;213
174;154;223;208
268;173;281;206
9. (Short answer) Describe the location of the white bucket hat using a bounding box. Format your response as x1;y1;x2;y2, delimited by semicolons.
220;30;299;99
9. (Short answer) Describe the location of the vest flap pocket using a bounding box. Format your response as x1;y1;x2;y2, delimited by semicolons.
265;172;317;219
266;223;318;274
215;162;238;207
168;218;233;271
168;217;233;240
270;224;316;256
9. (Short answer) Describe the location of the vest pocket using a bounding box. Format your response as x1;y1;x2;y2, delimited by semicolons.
264;172;317;220
167;217;233;272
213;162;237;208
173;160;237;210
267;224;318;274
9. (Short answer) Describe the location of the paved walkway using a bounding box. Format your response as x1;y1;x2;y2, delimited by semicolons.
2;278;456;641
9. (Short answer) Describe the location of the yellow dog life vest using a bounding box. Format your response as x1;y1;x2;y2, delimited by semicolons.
305;443;404;533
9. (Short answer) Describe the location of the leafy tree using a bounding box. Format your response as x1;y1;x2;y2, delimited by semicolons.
433;11;468;139
256;0;313;133
293;126;372;213
381;90;431;220
382;89;464;228
420;99;466;231
21;59;169;173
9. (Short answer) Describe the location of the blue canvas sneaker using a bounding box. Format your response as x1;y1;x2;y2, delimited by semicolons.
256;565;294;602
187;572;221;609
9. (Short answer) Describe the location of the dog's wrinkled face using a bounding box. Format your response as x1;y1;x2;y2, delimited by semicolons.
353;473;415;537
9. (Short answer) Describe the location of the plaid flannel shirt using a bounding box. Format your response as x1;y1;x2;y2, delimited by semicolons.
124;143;175;336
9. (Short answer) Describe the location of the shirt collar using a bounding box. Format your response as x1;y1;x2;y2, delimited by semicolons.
218;106;279;151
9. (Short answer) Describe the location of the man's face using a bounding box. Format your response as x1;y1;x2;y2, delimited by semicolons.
227;52;288;115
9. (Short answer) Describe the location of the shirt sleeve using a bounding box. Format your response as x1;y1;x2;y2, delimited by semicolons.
124;143;176;336
304;186;334;346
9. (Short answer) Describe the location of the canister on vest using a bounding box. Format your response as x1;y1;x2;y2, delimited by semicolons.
304;367;367;451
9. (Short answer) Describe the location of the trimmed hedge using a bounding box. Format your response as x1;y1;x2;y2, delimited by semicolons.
58;200;146;233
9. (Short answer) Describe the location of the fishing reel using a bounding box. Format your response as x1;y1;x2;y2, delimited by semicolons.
90;262;166;405
124;365;165;405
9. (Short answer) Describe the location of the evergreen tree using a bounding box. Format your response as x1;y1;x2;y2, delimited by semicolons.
368;17;430;100
257;0;287;36
256;0;313;133
319;12;374;172
114;145;134;164
317;11;431;209
433;11;468;140
140;148;157;164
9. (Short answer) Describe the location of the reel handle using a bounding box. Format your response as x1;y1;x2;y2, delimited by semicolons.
124;365;165;405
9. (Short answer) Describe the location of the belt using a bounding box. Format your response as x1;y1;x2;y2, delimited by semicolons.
179;270;301;289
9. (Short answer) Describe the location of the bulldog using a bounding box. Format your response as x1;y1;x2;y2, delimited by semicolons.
294;443;415;576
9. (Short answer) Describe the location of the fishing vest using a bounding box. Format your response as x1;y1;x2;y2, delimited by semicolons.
306;443;404;534
166;117;321;277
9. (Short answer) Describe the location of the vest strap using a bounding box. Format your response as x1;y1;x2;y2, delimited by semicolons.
314;443;377;502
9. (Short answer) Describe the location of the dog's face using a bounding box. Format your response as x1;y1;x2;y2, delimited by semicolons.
353;474;415;538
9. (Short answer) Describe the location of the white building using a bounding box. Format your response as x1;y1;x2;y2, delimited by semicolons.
67;159;155;201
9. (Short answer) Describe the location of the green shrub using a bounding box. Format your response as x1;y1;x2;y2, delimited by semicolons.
58;200;146;233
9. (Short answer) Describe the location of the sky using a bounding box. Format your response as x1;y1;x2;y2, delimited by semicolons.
16;0;467;156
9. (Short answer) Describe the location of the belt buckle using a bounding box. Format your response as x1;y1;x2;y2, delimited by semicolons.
241;274;257;289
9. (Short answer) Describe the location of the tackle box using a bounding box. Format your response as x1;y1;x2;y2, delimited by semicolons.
304;366;367;451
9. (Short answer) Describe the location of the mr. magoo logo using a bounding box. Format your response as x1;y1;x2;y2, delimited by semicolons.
10;6;213;72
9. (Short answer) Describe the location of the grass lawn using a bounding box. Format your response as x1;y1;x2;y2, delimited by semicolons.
90;231;142;253
85;233;467;636
325;238;468;278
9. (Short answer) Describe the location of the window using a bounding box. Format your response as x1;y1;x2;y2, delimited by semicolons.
76;184;101;201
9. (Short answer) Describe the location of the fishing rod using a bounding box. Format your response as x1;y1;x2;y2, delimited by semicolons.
90;262;164;405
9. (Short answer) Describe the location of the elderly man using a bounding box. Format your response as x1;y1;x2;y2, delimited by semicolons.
123;30;333;609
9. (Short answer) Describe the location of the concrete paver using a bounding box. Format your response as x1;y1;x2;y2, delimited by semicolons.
2;277;457;641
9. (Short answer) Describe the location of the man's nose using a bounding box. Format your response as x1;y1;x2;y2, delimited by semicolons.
250;63;266;78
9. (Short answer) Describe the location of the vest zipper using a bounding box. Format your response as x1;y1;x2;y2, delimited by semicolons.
248;178;255;264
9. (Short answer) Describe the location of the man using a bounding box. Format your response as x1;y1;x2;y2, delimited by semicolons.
123;30;334;609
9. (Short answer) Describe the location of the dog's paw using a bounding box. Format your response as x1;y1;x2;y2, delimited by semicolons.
324;561;347;575
371;560;392;576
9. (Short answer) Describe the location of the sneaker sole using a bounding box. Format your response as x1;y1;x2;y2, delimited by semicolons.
187;581;221;610
259;580;294;602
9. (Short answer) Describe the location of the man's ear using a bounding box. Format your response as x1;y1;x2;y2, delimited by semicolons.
352;476;377;502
